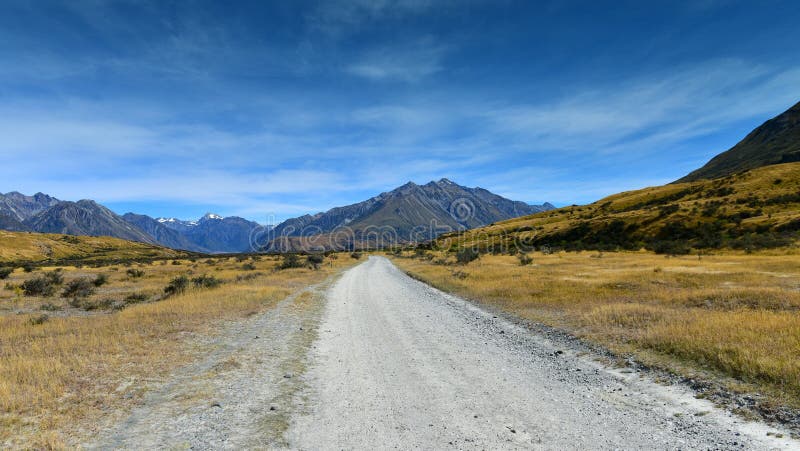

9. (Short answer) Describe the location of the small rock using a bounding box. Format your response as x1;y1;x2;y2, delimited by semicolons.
269;406;276;411
284;373;293;379
211;402;222;408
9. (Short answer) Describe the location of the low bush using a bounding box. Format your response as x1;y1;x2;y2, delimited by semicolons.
124;293;148;304
307;254;325;270
22;276;56;297
278;254;305;270
241;263;257;271
164;275;189;296
518;253;533;266
93;274;109;287
21;262;35;273
236;272;263;282
29;314;49;326
350;252;363;260
192;274;222;289
0;267;12;280
61;278;95;299
455;248;480;265
126;268;145;278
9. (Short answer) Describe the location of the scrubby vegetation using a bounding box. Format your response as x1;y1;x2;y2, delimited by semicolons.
0;253;357;447
61;278;95;299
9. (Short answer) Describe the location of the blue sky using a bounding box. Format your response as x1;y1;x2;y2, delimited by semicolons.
1;0;799;223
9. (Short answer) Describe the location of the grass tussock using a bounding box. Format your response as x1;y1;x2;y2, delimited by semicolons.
393;250;800;408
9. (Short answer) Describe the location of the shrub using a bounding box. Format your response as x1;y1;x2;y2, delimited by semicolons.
61;278;95;299
192;274;222;289
124;293;148;304
278;254;305;270
241;263;256;271
21;262;35;273
40;302;62;311
350;252;363;260
518;253;533;266
22;276;56;297
306;254;325;270
44;270;64;286
164;275;189;296
126;268;145;278
236;272;263;282
93;274;109;287
0;267;12;280
172;260;181;265
29;314;49;326
455;248;480;265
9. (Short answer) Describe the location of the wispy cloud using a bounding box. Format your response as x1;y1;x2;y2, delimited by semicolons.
346;38;447;82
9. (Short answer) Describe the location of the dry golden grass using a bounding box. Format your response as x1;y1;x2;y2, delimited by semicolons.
393;251;800;409
0;253;357;448
0;230;188;263
440;162;800;251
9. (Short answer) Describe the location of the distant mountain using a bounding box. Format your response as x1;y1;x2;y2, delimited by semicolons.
121;213;209;253
0;191;264;253
0;211;30;232
0;191;61;222
156;217;198;233
677;100;800;182
265;179;554;251
24;200;157;244
180;213;263;253
128;212;262;253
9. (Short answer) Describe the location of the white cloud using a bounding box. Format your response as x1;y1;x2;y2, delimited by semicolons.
346;39;447;82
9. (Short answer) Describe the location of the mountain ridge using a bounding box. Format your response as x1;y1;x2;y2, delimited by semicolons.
677;100;800;182
264;178;553;251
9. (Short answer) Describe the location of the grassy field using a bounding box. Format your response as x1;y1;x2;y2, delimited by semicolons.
392;250;800;419
0;252;358;448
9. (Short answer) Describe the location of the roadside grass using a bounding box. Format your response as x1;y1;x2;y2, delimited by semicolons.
0;254;353;448
392;251;800;412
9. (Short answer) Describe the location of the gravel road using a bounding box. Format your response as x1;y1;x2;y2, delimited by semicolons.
89;256;797;450
287;256;796;450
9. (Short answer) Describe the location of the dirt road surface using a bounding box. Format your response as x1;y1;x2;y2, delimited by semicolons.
90;256;797;450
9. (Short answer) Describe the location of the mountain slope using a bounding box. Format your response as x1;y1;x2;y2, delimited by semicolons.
678;101;800;182
121;213;209;253
439;163;800;253
24;200;157;244
265;179;553;250
0;191;61;222
182;214;262;253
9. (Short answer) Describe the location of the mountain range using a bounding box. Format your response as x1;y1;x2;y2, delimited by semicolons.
0;180;552;253
0;193;261;253
263;178;554;251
